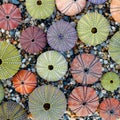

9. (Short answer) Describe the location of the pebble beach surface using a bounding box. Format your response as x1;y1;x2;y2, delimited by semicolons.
0;0;120;120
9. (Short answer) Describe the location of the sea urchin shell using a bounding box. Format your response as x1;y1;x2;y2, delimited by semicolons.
110;0;120;23
55;0;86;16
68;86;99;117
0;41;21;80
29;85;66;120
20;26;47;54
36;51;68;81
12;70;37;95
47;20;77;52
26;0;55;19
77;12;110;46
101;72;120;92
0;3;21;30
89;0;106;4
70;53;102;85
99;98;120;120
0;101;28;120
0;83;4;103
109;31;120;64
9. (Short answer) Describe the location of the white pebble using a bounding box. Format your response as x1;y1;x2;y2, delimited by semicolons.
22;59;26;63
12;97;16;101
67;54;70;58
21;64;26;68
1;29;5;33
102;90;106;94
9;89;13;93
104;60;108;64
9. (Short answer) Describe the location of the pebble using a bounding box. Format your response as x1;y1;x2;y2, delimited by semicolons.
6;80;12;86
22;58;26;63
110;64;114;68
21;64;26;68
67;54;70;58
104;60;108;64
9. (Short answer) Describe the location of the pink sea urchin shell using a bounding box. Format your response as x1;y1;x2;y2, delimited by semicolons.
0;3;21;30
99;98;120;120
68;86;99;117
55;0;86;16
110;0;120;23
70;53;102;84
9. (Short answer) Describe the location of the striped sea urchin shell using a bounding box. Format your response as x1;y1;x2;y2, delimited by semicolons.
55;0;86;16
0;83;4;103
70;53;102;85
99;98;120;120
89;0;106;4
110;0;120;23
36;51;68;81
101;72;120;92
0;3;21;30
12;70;37;95
109;31;120;64
29;85;67;120
68;86;99;117
20;26;47;54
77;12;110;46
0;101;28;120
26;0;55;19
0;41;21;80
47;20;77;52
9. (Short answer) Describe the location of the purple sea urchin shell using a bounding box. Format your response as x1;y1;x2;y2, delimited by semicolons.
20;26;47;54
47;20;77;52
89;0;106;4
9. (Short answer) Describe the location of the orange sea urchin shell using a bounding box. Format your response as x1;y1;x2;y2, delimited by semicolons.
12;70;37;95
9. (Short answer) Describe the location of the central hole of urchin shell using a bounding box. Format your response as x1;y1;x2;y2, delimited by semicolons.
7;119;10;120
58;33;64;40
0;59;2;65
48;65;54;70
6;15;10;19
21;81;24;85
110;109;114;114
43;103;50;110
82;102;87;106
31;39;35;42
91;27;97;34
110;80;113;84
84;68;89;73
37;0;42;5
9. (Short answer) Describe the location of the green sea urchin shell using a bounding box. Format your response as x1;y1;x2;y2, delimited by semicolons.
26;0;55;19
109;31;120;64
0;41;21;80
77;12;110;46
36;50;68;81
0;101;28;120
29;85;67;120
101;72;120;92
0;83;4;103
